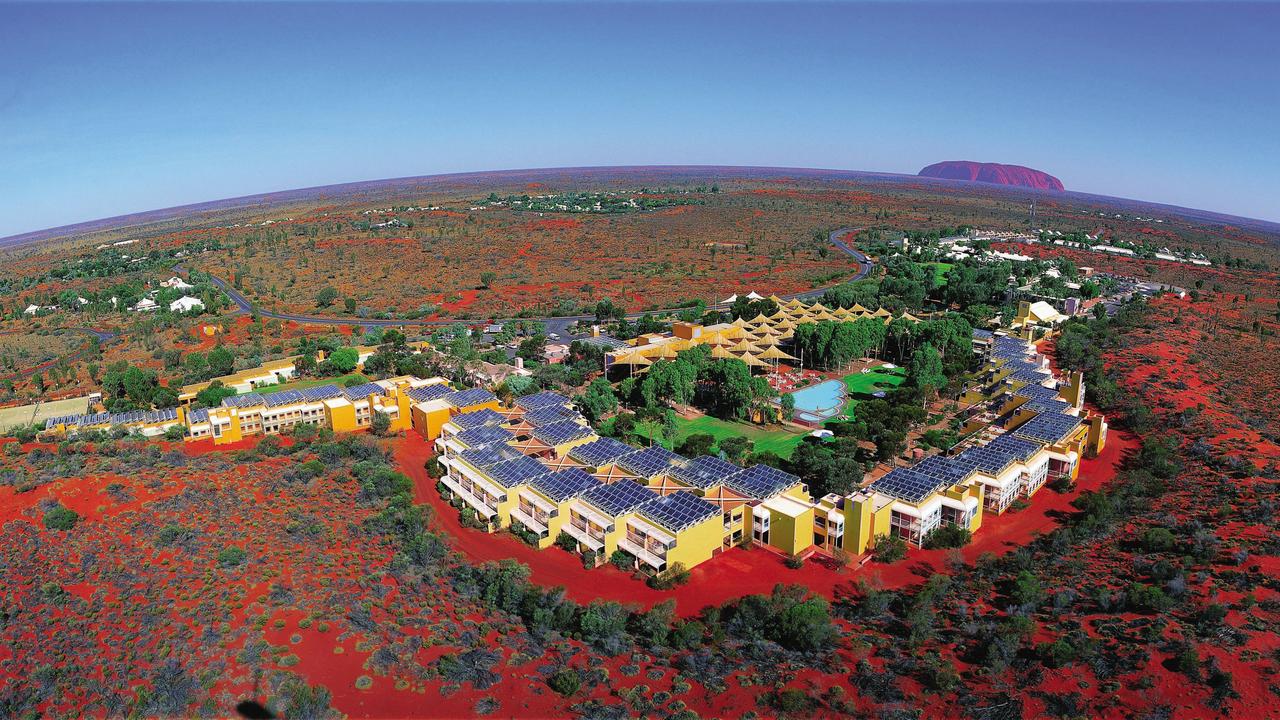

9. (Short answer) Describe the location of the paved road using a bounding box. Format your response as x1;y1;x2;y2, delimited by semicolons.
177;226;873;333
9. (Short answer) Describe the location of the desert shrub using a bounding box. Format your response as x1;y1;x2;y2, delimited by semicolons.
218;545;247;567
510;523;540;547
646;562;690;590
156;524;194;546
1127;582;1173;613
784;556;805;570
923;523;971;549
270;675;335;719
873;534;908;563
424;456;444;479
43;504;79;531
580;550;597;568
1140;526;1176;553
609;549;634;570
163;424;187;442
370;410;392;436
555;531;578;552
546;668;581;696
765;688;814;714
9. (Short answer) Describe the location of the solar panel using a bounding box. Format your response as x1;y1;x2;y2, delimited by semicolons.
1009;367;1053;384
971;328;994;340
987;433;1042;461
1013;384;1061;401
263;389;305;408
188;407;210;423
408;384;452;403
454;424;514;448
445;388;497;408
616;445;683;478
582;479;656;517
956;445;1018;476
668;455;744;490
459;442;523;470
522;404;581;427
300;384;344;402
870;467;947;504
452;408;505;429
568;436;638;467
531;467;600;502
639;490;718;532
532;420;593;446
1025;398;1071;414
342;382;385;401
487;455;551;489
914;455;976;484
726;464;800;499
1013;412;1082;445
515;391;571;411
222;393;265;408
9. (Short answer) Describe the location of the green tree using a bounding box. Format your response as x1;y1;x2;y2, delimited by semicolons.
575;378;618;423
207;346;236;376
316;286;339;308
329;347;359;373
43;505;79;531
370;410;392;436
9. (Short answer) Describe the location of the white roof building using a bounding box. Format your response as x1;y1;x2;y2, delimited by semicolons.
132;298;159;312
169;296;205;313
161;276;195;290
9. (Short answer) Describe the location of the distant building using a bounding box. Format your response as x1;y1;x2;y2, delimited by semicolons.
131;298;159;312
161;276;195;290
169;296;205;313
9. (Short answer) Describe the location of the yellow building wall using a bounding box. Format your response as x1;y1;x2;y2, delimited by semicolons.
326;403;357;434
551;434;595;458
412;405;454;441
783;483;813;503
666;515;722;570
1087;415;1107;457
213;411;245;445
492;485;520;531
768;505;815;556
842;497;874;555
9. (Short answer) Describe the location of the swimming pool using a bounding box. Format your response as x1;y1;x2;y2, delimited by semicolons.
786;379;847;423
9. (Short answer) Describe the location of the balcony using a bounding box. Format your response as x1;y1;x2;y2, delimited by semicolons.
439;474;497;519
561;522;603;552
618;536;666;571
510;506;548;535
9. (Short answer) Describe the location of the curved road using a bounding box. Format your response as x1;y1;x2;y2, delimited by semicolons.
178;226;873;334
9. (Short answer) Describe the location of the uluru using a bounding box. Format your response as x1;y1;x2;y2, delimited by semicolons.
919;161;1064;191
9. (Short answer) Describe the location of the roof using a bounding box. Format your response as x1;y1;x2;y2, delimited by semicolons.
487;455;551;489
568;436;638;467
515;391;571;411
342;382;386;401
445;387;497;408
459;442;524;470
869;467;949;504
725;464;801;500
452;408;506;430
222;393;265;409
986;433;1042;462
454;424;514;448
522;404;582;427
408;384;452;403
531;467;600;503
1013;412;1083;445
615;445;683;479
639;490;718;532
582;479;656;517
667;455;744;490
531;419;594;446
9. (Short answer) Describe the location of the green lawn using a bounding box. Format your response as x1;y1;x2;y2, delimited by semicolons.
254;373;369;395
633;413;809;459
927;262;953;286
836;366;907;419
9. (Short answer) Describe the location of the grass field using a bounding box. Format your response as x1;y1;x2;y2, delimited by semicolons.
255;373;369;395
634;413;809;459
928;262;953;286
837;366;907;419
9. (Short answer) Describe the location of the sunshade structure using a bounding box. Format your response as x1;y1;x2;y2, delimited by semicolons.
711;345;736;359
738;352;768;368
758;345;797;361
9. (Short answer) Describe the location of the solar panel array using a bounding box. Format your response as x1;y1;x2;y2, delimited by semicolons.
459;442;523;470
955;444;1019;476
531;467;600;502
1013;412;1082;445
639;490;718;532
568;436;638;467
727;464;801;500
263;389;305;408
1025;398;1071;415
987;433;1042;461
913;455;977;485
454;424;514;448
445;387;497;408
222;393;265;408
46;407;180;430
452;408;506;429
1013;384;1061;401
532;419;594;446
300;384;344;401
616;445;682;478
515;391;571;411
869;467;948;504
188;407;210;423
342;382;385;401
668;455;743;490
582;479;655;516
488;455;552;489
971;328;995;340
522;404;581;427
1009;367;1053;384
407;384;452;403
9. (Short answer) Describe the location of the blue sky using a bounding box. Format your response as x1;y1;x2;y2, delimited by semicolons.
1;1;1277;238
